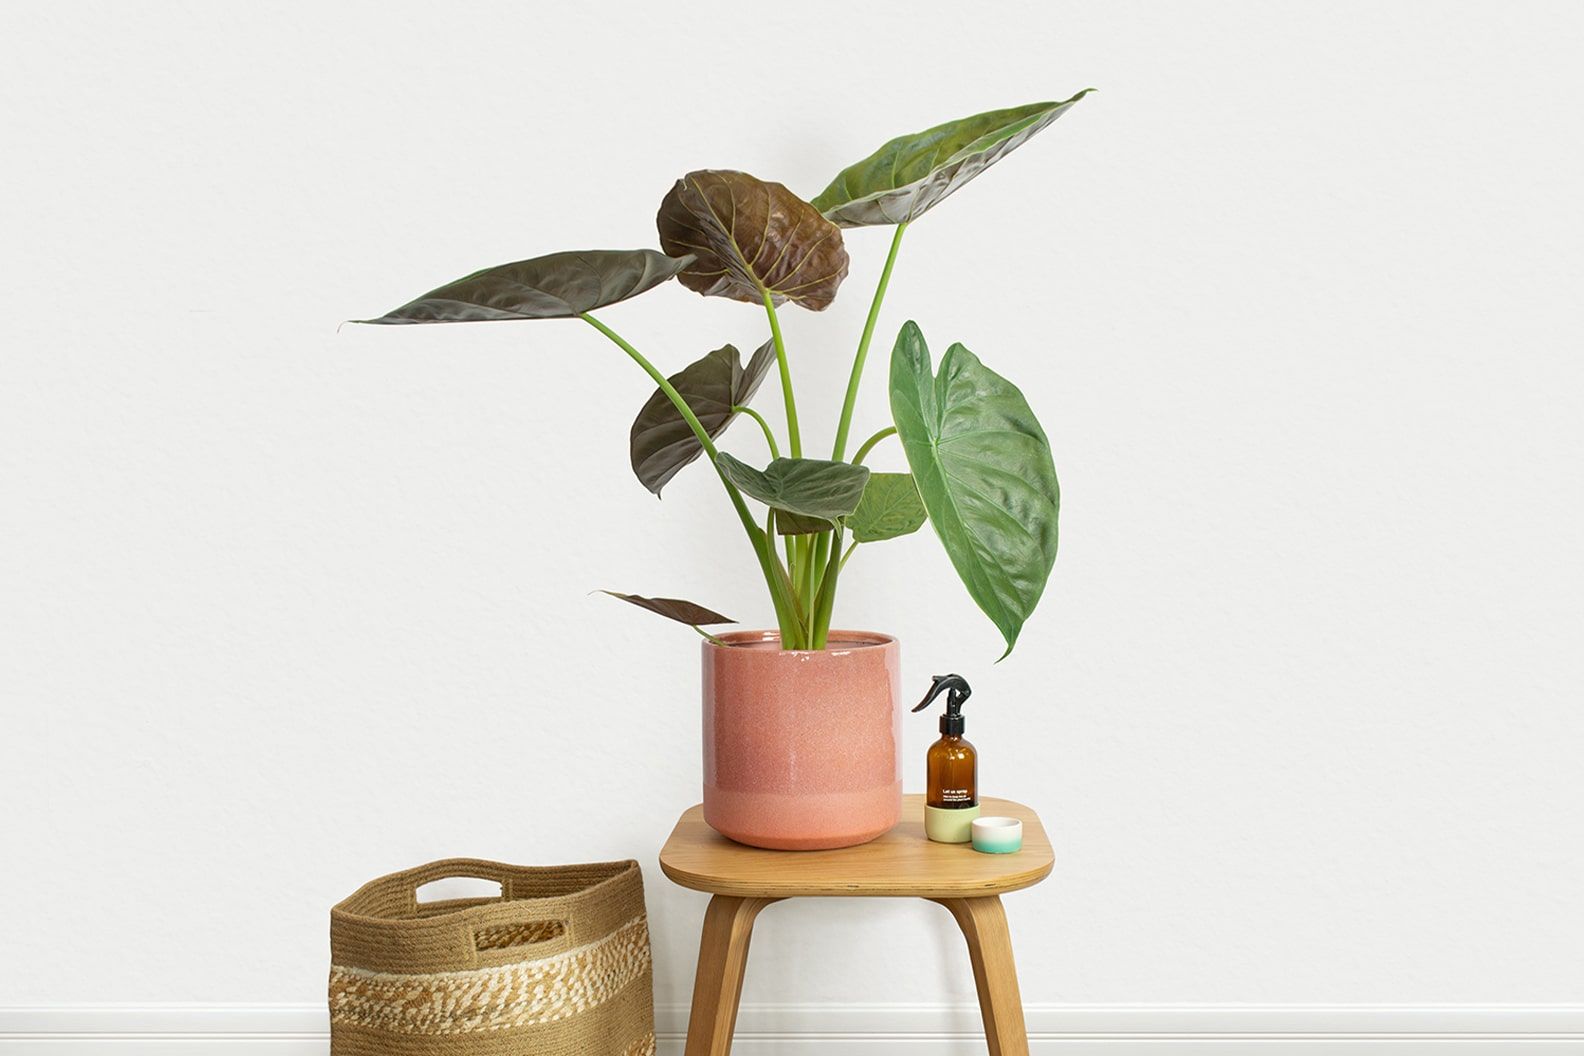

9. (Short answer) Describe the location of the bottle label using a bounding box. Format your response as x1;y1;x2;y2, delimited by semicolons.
940;788;973;805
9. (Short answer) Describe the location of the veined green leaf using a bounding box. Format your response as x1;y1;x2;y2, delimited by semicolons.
847;473;928;543
812;92;1093;228
358;249;692;323
716;454;870;527
889;321;1059;656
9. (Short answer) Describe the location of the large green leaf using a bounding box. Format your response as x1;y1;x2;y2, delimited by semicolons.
598;591;733;626
847;473;928;543
715;453;870;527
657;170;850;311
629;339;775;495
889;321;1059;656
812;92;1093;228
358;249;692;324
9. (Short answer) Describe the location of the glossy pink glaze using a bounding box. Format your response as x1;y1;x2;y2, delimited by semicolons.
702;630;902;850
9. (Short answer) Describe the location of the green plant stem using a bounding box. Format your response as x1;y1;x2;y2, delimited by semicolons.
580;313;798;643
831;222;907;460
840;539;858;570
852;426;897;466
761;290;801;459
801;533;818;618
765;515;806;644
776;547;807;627
732;405;780;460
760;286;811;636
809;528;845;649
779;519;804;633
690;624;728;647
767;509;787;589
812;223;908;638
810;530;832;600
791;533;810;630
813;524;836;596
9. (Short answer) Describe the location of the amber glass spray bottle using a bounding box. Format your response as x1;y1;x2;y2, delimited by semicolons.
913;674;979;843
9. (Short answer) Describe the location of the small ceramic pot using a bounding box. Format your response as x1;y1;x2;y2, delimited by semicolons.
702;630;901;850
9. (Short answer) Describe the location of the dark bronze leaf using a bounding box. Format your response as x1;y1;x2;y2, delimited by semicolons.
629;339;776;496
812;92;1093;227
656;171;850;311
598;591;734;626
357;249;693;324
773;509;833;536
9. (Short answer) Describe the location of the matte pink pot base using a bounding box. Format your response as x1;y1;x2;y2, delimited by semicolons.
702;784;903;851
702;631;902;851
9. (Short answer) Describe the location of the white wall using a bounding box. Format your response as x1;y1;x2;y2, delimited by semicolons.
3;0;1582;1018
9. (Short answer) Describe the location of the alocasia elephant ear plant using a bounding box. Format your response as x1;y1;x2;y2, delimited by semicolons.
357;91;1092;657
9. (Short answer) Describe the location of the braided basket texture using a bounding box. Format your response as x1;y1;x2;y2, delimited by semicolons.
329;858;654;1056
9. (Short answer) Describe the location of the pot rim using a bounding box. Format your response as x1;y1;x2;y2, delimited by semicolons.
705;629;896;655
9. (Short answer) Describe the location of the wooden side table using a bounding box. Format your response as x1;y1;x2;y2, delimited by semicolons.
659;794;1053;1056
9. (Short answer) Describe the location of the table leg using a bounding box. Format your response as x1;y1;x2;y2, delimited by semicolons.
683;895;781;1056
932;896;1029;1056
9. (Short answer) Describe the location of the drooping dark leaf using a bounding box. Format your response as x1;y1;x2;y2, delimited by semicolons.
846;473;928;543
715;453;870;528
889;321;1059;657
812;92;1094;228
657;170;850;311
629;339;775;495
357;249;693;324
773;509;832;536
598;591;734;626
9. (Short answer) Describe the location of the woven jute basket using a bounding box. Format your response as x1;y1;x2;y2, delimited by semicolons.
329;858;654;1056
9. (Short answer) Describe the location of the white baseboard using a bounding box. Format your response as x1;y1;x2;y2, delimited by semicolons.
2;1003;1580;1052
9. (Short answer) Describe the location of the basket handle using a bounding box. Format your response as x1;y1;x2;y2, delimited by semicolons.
471;917;570;954
399;859;525;911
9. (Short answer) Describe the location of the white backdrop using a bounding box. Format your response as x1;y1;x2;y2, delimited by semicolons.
3;0;1582;1015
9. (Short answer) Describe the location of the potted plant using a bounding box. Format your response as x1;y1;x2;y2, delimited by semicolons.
356;93;1091;849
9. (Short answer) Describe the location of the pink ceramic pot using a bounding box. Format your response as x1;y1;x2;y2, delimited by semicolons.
702;630;902;850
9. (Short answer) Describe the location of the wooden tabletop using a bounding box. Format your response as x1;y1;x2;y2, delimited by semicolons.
658;795;1053;899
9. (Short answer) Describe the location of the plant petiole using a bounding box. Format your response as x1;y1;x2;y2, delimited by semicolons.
580;312;797;641
852;426;897;466
761;289;801;459
690;625;728;647
831;222;907;460
733;405;781;460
